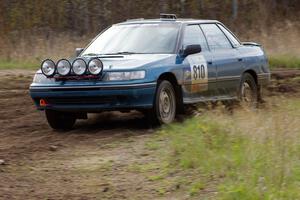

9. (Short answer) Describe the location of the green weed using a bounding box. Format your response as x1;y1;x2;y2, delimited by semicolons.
269;55;300;69
161;98;300;199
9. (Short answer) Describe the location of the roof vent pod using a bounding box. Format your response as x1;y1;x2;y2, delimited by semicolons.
160;13;177;20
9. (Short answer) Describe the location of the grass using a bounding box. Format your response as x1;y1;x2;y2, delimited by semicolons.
269;55;300;69
157;98;300;199
0;59;39;70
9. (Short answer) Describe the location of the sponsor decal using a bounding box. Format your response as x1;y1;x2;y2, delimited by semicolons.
186;54;208;92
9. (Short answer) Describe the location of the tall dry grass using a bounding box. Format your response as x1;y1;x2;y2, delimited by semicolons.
241;21;300;57
0;31;91;68
0;21;299;69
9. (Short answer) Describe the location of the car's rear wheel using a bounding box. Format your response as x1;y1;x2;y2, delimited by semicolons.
45;110;76;130
239;73;258;108
147;80;176;125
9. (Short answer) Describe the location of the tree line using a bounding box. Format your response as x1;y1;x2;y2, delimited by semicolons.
0;0;299;36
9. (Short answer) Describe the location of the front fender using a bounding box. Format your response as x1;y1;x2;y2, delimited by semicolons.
146;65;184;85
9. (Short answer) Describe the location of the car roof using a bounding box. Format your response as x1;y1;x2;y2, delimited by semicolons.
117;18;220;25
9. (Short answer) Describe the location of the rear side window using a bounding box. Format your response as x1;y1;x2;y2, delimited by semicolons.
183;25;209;52
217;24;240;47
200;24;232;50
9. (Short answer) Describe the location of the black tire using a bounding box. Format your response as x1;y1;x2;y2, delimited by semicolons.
147;80;177;125
238;73;258;108
45;110;76;130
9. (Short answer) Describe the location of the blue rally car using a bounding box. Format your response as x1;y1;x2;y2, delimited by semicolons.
30;14;270;130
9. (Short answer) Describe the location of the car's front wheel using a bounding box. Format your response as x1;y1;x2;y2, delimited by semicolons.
148;80;176;125
45;110;76;130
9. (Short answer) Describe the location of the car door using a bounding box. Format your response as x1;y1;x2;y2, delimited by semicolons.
200;23;244;97
181;24;217;103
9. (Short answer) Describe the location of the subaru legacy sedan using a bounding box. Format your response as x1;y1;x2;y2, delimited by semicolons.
30;14;270;130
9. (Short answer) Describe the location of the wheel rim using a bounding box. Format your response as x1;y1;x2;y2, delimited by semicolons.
158;87;175;123
241;82;253;102
240;81;258;109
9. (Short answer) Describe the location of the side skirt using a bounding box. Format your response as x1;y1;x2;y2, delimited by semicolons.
183;95;238;104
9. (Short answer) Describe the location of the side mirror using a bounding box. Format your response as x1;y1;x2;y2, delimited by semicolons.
182;45;201;57
75;48;84;57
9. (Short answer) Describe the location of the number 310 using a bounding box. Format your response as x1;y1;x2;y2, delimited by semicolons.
193;65;205;80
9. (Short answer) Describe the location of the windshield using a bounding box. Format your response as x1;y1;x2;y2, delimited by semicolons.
81;23;180;55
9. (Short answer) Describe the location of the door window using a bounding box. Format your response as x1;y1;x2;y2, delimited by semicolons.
183;25;209;52
200;24;232;50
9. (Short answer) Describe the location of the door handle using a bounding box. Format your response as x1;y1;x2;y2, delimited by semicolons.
238;58;243;62
208;61;213;65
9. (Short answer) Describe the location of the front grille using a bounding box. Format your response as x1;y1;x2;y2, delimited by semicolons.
54;74;103;81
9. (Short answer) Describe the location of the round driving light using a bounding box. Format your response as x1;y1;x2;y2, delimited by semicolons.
41;59;56;77
72;58;87;75
88;58;103;75
56;59;71;76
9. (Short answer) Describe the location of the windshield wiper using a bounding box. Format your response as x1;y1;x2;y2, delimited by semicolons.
82;53;102;56
104;52;142;55
83;52;144;56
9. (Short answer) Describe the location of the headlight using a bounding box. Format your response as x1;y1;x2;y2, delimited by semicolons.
88;58;103;75
72;58;87;75
106;71;145;81
41;59;56;77
56;59;71;76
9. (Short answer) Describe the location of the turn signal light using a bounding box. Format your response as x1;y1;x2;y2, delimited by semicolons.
40;99;48;107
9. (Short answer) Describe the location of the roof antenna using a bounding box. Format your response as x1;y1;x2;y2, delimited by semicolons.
160;13;177;19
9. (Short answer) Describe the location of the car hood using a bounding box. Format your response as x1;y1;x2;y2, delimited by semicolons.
84;54;174;70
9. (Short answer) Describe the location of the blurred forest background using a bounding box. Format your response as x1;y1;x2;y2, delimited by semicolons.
0;0;299;68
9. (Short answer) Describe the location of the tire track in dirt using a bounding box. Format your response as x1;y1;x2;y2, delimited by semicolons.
0;70;169;199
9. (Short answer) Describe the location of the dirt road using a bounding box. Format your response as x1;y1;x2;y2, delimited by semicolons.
0;69;299;199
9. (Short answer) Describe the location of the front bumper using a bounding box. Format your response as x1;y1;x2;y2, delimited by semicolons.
29;82;156;112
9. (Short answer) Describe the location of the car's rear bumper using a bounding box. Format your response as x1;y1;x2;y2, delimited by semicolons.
29;82;156;112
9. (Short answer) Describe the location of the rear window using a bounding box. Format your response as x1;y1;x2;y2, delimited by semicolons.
217;24;240;47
